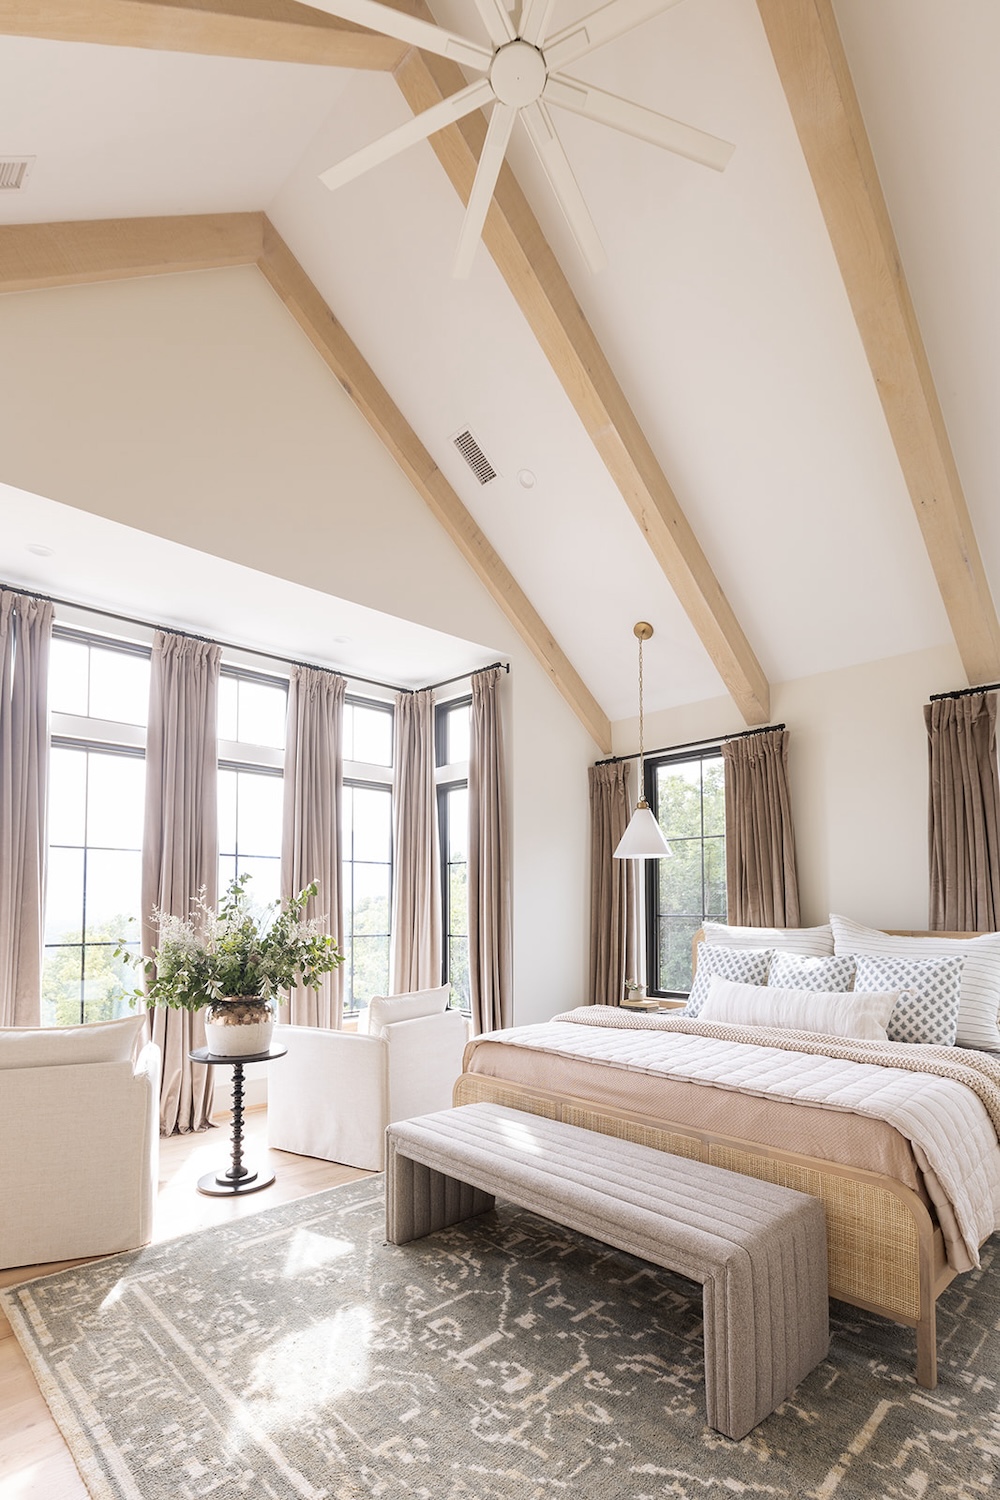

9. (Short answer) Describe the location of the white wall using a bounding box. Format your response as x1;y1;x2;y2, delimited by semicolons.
633;641;966;931
0;266;597;1026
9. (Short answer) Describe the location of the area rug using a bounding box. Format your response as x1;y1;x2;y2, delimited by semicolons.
3;1179;998;1500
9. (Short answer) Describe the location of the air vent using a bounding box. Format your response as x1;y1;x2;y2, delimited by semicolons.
0;158;34;192
452;428;498;485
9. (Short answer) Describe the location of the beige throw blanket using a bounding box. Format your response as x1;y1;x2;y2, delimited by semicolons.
480;1007;1000;1269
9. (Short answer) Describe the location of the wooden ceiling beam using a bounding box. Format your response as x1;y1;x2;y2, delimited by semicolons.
0;211;263;291
756;0;1000;685
257;218;613;750
391;36;771;727
0;1;407;69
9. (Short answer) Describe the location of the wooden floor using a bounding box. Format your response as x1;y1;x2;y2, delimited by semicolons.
0;1110;369;1500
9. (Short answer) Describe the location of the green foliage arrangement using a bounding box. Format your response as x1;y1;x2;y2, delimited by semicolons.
120;874;342;1012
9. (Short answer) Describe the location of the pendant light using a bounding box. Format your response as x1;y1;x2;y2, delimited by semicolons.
613;622;672;860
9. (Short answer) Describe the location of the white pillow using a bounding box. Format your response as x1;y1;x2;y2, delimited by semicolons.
767;950;856;992
831;914;1000;1052
684;944;771;1019
0;1013;145;1069
366;985;450;1038
702;921;834;957
853;953;963;1048
699;976;896;1041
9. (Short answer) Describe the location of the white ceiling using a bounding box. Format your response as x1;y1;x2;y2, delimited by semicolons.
0;1;995;726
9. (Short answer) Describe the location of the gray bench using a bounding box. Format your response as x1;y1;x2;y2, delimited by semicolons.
386;1102;829;1441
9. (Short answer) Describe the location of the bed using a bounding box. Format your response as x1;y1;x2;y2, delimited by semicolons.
455;923;1000;1389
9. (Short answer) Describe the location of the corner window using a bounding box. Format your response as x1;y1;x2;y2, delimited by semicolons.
436;696;471;1011
645;749;726;996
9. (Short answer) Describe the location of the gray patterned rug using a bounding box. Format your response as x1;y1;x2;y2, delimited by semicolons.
3;1178;998;1500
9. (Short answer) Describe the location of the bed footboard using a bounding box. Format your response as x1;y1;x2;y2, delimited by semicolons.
454;1072;953;1388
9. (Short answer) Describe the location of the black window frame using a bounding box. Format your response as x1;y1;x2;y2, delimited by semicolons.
435;695;472;1009
643;744;726;998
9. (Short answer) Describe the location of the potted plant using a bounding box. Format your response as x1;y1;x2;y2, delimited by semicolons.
122;874;343;1057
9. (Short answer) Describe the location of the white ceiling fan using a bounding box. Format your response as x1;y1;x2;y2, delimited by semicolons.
309;0;734;277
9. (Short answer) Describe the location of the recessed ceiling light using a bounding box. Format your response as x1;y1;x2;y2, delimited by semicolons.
26;542;54;557
517;469;536;490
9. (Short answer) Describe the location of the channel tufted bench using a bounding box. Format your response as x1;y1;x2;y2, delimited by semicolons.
386;1102;829;1441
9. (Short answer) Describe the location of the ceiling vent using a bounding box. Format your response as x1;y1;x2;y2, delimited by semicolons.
452;428;498;485
0;158;34;191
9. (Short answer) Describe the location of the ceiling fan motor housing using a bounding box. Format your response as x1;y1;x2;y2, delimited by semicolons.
490;40;547;108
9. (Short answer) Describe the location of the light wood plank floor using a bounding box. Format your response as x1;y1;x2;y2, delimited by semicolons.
0;1111;369;1500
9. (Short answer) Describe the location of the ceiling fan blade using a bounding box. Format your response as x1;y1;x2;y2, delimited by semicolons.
453;103;517;278
544;75;734;171
519;0;556;47
304;0;492;70
471;0;516;46
543;0;686;73
320;78;495;192
521;101;607;273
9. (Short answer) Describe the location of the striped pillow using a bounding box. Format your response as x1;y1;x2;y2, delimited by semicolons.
702;921;834;957
830;913;1000;1052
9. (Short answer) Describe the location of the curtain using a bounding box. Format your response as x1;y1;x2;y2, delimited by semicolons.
468;667;512;1034
588;760;638;1005
281;665;346;1027
925;693;1000;931
142;632;220;1134
390;688;441;993
0;589;53;1028
722;729;801;927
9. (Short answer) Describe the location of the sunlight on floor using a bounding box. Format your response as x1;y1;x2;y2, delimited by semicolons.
236;1307;374;1433
283;1228;355;1277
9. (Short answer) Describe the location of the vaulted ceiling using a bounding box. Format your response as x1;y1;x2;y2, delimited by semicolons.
1;0;998;751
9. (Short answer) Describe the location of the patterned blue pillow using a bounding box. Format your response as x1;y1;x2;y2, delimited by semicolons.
853;954;964;1047
685;943;771;1018
768;951;856;993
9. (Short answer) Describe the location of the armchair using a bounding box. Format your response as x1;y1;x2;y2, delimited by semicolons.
267;985;468;1171
0;1014;160;1270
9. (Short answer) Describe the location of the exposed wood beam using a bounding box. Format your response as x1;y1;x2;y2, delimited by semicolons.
392;28;771;727
257;218;612;750
0;212;263;291
756;0;1000;686
0;211;611;748
0;0;407;69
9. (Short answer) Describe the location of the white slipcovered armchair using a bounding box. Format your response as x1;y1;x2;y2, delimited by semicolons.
0;1013;160;1270
267;985;468;1171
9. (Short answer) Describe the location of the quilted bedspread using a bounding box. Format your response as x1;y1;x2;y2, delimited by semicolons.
474;1007;1000;1270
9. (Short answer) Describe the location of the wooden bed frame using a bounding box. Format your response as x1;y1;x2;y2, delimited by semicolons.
455;926;987;1390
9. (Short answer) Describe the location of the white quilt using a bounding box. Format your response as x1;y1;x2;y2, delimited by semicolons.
481;1013;1000;1270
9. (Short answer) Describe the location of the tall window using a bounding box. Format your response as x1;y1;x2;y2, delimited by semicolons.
436;697;471;1010
341;697;393;1010
217;668;287;908
645;749;725;996
43;631;150;1025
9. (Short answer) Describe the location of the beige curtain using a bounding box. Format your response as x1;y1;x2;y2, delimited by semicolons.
469;667;512;1034
142;632;220;1134
588;760;638;1005
390;688;441;993
722;729;801;927
925;693;1000;931
281;665;346;1027
0;590;53;1028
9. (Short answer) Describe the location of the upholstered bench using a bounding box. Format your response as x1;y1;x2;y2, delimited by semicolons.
386;1102;829;1441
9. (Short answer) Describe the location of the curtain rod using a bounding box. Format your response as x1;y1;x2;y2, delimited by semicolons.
1;581;509;698
929;682;1000;702
595;722;786;767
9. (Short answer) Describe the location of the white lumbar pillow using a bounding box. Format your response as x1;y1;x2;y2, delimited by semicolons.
698;975;897;1042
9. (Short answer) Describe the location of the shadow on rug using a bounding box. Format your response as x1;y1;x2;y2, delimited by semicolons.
3;1178;998;1500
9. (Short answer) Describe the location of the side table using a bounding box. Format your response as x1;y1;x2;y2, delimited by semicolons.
189;1044;287;1197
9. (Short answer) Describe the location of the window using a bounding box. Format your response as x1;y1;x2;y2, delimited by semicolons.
42;631;150;1025
217;668;287;908
645;749;726;997
436;697;471;1010
341;698;393;1010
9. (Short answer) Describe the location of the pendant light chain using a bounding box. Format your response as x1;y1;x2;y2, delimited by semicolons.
637;628;646;807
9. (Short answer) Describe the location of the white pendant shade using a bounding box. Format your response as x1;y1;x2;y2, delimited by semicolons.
613;803;672;860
